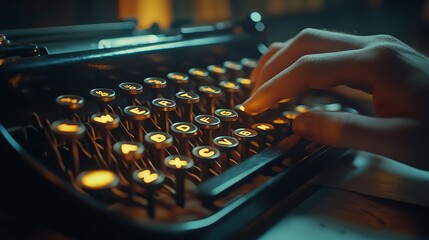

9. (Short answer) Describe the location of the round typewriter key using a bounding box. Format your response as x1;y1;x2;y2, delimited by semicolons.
133;169;165;218
189;68;210;90
272;116;292;140
91;112;120;167
233;128;258;160
77;169;119;201
124;106;150;142
214;136;239;171
56;95;84;119
167;72;189;93
282;111;300;121
164;155;194;207
236;77;254;99
192;146;220;181
198;85;221;115
51;120;86;175
240;57;258;76
78;169;119;190
113;141;144;200
151;98;176;133
90;88;116;113
118;82;143;105
223;60;243;80
195;114;221;146
207;64;227;85
215;108;238;135
251;123;275;149
144;77;167;98
171;122;198;157
295;105;310;113
175;91;199;123
145;131;173;170
220;81;240;109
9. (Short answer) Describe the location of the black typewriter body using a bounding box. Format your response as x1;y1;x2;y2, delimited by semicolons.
0;18;352;239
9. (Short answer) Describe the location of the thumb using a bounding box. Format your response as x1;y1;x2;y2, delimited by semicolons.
292;111;428;170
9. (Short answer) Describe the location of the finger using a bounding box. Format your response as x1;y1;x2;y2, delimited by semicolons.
250;42;285;83
292;111;428;170
242;49;373;115
251;29;365;95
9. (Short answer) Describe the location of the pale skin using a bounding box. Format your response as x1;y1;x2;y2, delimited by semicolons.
242;28;429;170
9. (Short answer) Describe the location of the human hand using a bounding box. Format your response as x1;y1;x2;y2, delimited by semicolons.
242;28;429;170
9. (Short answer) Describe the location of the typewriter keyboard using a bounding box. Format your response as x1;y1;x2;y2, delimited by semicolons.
12;57;355;225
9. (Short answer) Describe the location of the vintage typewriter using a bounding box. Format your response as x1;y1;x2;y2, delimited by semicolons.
0;15;356;239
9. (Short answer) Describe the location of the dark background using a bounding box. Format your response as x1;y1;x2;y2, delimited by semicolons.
0;0;428;51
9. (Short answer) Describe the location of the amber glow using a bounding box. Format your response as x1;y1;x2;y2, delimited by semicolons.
93;114;114;124
137;169;159;183
149;133;167;143
256;124;272;131
295;105;310;113
121;143;139;154
129;107;146;115
273;118;288;124
217;138;232;145
119;0;172;29
198;148;215;158
57;123;80;133
80;170;117;189
192;69;206;76
176;124;191;132
238;78;252;85
223;82;236;89
95;90;108;97
238;105;245;112
201;87;216;93
59;97;78;104
169;157;188;169
279;98;290;103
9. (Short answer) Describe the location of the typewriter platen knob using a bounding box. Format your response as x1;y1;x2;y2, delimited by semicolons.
118;82;143;106
164;155;194;207
133;168;165;218
192;146;220;181
90;88;116;113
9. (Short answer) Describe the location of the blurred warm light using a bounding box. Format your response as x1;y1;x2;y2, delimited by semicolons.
80;170;117;189
193;0;231;23
119;0;172;29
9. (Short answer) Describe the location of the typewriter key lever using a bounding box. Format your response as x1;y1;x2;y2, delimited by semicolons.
164;155;194;207
51;120;86;175
133;169;165;218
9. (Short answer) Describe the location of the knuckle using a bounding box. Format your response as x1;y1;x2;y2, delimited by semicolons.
295;28;320;42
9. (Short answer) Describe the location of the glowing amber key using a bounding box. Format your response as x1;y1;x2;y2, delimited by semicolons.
78;170;119;190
